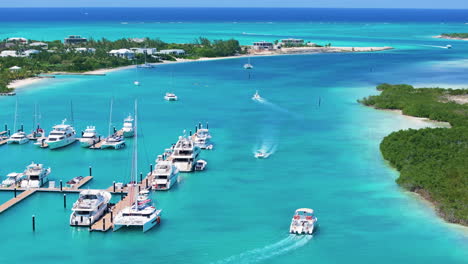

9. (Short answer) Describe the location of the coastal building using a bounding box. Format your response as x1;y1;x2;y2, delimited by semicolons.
7;37;28;44
157;49;186;56
64;35;88;45
252;41;274;51
75;47;96;53
280;38;304;46
0;50;20;57
24;49;40;56
109;49;135;59
129;38;147;43
131;48;158;55
29;42;49;49
9;66;21;72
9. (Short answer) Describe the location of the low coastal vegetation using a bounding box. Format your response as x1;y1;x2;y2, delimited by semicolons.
359;84;468;226
440;33;468;39
0;37;242;92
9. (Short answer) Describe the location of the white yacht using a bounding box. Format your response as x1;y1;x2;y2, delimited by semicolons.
169;134;201;172
101;134;126;149
7;131;29;144
289;208;318;235
122;115;135;138
20;162;51;188
45;119;77;150
193;124;213;149
151;157;179;191
2;172;24;187
244;57;254;69
195;160;207;171
164;93;178;101
252;90;261;100
79;126;100;148
113;189;162;232
69;190;112;226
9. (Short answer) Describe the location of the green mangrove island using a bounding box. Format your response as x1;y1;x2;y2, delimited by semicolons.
438;33;468;39
359;84;468;226
0;37;243;93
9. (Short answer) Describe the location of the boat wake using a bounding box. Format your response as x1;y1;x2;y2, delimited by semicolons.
420;44;451;49
253;141;277;158
213;235;312;264
254;97;299;118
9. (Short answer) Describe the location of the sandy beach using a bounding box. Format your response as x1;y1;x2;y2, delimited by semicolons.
433;35;468;41
378;108;451;128
7;76;55;89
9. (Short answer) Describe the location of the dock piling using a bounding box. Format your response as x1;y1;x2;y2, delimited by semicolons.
206;122;209;129
103;218;106;230
140;172;143;183
7;129;10;136
32;215;35;232
63;194;67;208
20;124;23;132
110;211;113;222
89;166;92;176
4;124;7;132
60;180;63;191
14;188;17;198
150;164;153;174
113;181;116;192
146;178;148;188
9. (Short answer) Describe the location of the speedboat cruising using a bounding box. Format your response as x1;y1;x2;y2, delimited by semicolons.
7;131;29;144
195;160;207;171
252;90;261;101
193;124;213;149
169;134;201;172
289;208;318;235
164;93;178;101
134;81;140;86
113;189;162;232
79;126;100;147
255;151;268;159
45;119;77;150
2;172;24;187
70;190;112;226
20;162;51;188
151;157;179;191
122;115;135;138
244;57;254;69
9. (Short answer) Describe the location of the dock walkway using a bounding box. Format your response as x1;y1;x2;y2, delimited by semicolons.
0;189;37;214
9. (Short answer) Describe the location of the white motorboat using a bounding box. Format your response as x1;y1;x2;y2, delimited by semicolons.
193;123;213;149
151;158;179;191
122;115;135;138
134;81;140;86
7;131;29;144
2;172;24;187
164;93;178;101
169;133;201;172
113;189;162;232
113;101;162;232
244;57;254;69
194;160;207;171
252;90;261;100
70;190;112;226
45;119;77;150
20;162;51;188
289;208;318;235
66;176;84;188
254;151;268;159
446;45;452;49
79;126;100;148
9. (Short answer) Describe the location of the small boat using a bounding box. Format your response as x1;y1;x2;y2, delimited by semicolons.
45;119;77;150
289;208;318;235
66;176;84;187
151;158;179;191
20;162;51;188
122;115;135;138
7;131;29;144
446;45;452;49
164;93;178;101
193;123;213;149
134;81;140;86
194;160;207;171
69;190;112;226
137;63;155;68
79;126;100;148
252;90;261;100
254;151;268;159
1;172;24;187
244;57;254;69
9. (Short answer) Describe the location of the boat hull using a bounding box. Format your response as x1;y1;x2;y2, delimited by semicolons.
7;138;29;144
123;130;134;138
46;137;77;150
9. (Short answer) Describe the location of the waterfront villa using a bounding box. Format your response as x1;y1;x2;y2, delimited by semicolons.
0;50;19;57
109;49;135;59
157;49;186;55
252;41;274;51
29;42;49;49
7;37;28;44
280;38;304;46
64;35;88;45
131;47;158;55
9;66;21;72
24;49;40;56
75;47;96;53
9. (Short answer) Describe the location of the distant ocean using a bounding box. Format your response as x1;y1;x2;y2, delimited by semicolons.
0;7;468;264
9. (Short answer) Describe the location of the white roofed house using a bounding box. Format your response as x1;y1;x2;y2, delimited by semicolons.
29;42;49;49
130;48;157;55
109;49;135;60
157;49;186;56
23;49;40;57
75;47;96;53
0;50;20;57
9;66;22;72
252;41;274;51
7;37;28;44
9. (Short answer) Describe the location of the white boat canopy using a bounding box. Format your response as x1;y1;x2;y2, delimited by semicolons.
296;208;314;214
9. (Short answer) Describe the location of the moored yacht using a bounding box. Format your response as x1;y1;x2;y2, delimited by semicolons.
2;172;24;187
70;190;112;226
169;133;201;172
164;93;178;101
79;126;100;148
45;119;77;150
151;157;179;191
289;208;318;235
20;162;51;188
193;123;213;149
122;115;135;138
7;131;29;144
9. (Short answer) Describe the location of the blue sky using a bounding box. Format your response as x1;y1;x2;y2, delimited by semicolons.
1;0;468;9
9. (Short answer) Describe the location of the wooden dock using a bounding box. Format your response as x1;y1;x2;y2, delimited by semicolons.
0;189;37;214
0;138;8;146
0;176;93;214
91;172;154;232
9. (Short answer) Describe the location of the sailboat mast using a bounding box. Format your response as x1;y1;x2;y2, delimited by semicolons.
133;99;138;207
13;99;18;131
70;100;74;126
108;98;113;137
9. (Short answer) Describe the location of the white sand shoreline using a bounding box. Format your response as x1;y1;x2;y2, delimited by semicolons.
433;35;468;41
378;108;451;128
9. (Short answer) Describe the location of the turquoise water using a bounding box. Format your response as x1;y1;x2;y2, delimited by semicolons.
1;13;468;264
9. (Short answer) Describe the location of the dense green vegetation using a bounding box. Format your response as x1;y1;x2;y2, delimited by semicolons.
0;37;243;92
359;84;468;225
441;33;468;39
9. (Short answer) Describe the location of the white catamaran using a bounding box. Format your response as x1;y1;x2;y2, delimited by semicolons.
7;100;29;145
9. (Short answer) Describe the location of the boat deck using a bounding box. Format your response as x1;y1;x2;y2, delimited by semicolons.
89;130;124;150
0;176;93;214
